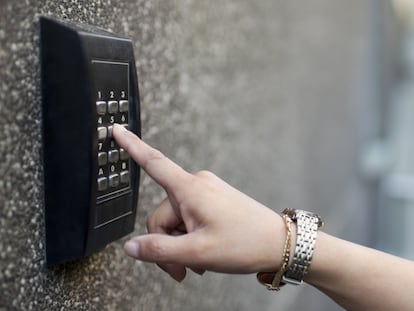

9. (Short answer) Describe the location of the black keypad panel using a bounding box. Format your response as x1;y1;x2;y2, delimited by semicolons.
93;61;132;202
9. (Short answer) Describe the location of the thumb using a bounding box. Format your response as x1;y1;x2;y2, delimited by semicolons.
124;233;200;266
124;234;201;282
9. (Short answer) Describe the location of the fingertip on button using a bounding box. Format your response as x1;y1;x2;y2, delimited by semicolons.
114;123;127;131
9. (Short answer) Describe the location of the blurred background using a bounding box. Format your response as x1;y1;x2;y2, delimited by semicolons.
0;0;413;310
373;0;414;261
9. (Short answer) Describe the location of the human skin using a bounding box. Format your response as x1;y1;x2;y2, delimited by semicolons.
113;124;414;311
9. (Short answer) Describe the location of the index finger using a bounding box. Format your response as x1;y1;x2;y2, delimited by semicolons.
113;124;190;191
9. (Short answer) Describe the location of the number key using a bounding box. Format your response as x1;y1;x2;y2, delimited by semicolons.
98;152;107;166
97;177;108;191
119;100;129;112
108;101;118;114
109;173;119;188
96;101;107;115
97;127;107;141
108;149;119;163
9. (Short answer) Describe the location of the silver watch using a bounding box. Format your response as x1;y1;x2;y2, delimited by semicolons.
282;208;323;285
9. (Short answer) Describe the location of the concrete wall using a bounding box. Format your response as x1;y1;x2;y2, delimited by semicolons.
0;0;390;310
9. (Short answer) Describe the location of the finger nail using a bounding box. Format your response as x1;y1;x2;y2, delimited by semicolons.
114;123;127;132
124;240;139;257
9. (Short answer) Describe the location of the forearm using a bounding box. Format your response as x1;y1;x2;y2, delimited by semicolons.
306;232;414;311
113;126;414;310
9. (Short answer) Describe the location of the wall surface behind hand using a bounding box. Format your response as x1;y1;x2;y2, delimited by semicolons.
0;0;391;310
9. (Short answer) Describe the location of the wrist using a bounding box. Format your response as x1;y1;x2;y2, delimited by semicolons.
261;212;288;271
303;231;339;285
256;212;292;290
257;208;323;290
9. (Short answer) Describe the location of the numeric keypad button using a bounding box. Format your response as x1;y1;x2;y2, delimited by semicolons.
108;149;119;163
108;173;119;188
120;170;129;184
97;177;108;191
98;152;107;166
97;127;107;141
119;100;129;112
96;101;107;115
119;148;129;161
108;101;118;114
107;125;113;138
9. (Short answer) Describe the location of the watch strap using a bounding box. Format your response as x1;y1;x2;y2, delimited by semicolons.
282;208;322;285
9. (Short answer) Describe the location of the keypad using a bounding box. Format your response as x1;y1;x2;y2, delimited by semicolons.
96;96;131;199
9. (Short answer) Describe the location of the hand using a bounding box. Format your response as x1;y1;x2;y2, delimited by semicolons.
113;124;286;282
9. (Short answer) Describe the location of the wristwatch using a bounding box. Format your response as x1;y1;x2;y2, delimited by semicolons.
282;208;323;285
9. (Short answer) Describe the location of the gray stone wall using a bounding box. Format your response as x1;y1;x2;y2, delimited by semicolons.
0;0;391;310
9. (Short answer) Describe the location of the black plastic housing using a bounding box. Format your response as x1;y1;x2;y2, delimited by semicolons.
40;17;141;265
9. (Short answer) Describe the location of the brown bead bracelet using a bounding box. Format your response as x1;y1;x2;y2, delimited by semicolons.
256;213;292;291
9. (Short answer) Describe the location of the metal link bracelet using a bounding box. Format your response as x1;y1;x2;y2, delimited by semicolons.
282;208;323;285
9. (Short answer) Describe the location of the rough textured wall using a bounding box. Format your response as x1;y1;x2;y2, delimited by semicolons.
0;0;386;310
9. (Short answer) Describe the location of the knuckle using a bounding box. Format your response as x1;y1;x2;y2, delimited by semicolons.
143;148;165;171
120;131;139;154
194;237;210;254
194;170;215;180
191;236;213;264
146;238;168;260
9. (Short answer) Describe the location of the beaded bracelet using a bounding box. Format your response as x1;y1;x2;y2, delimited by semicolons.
256;214;292;291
